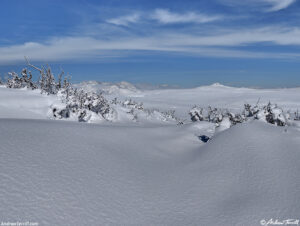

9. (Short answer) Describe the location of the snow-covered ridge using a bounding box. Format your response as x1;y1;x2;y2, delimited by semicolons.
75;80;300;97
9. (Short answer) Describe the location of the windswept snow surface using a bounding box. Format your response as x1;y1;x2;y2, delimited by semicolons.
1;119;299;225
0;86;60;119
1;85;300;225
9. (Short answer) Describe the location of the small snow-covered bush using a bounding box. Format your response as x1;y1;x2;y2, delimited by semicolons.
243;103;259;117
189;106;224;123
292;110;300;121
52;106;70;119
6;69;37;90
255;102;287;126
6;72;23;89
121;99;182;124
189;106;204;122
50;88;116;122
122;99;144;110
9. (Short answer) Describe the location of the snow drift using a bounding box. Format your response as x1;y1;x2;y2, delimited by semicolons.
0;119;299;225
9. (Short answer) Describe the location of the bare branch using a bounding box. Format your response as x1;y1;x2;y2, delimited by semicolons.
256;97;261;106
24;56;43;73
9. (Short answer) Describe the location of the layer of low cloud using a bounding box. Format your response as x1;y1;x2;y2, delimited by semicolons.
1;26;300;64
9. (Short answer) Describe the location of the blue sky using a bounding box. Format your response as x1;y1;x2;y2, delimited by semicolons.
1;0;300;87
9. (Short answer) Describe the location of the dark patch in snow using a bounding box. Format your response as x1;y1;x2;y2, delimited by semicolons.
198;135;210;143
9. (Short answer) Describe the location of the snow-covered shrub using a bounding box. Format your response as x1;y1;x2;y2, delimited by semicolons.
162;110;177;120
243;103;259;117
189;106;204;122
5;63;63;94
78;110;92;122
293;110;300;121
126;108;139;122
227;111;245;125
121;99;182;124
189;106;245;127
22;69;37;89
190;102;288;128
52;106;70;119
111;97;119;105
6;69;37;90
6;72;22;89
50;87;116;122
255;102;287;126
189;106;224;123
207;107;224;123
122;99;144;110
150;109;179;122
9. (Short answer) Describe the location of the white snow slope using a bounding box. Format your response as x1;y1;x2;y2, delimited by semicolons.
1;85;300;225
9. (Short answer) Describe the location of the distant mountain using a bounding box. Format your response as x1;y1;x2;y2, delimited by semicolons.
74;81;260;95
73;81;139;95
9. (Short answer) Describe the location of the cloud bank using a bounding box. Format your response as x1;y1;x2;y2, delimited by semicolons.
1;26;300;64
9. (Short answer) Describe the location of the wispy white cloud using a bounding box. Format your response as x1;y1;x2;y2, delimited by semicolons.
151;9;222;24
265;0;296;12
106;9;222;26
166;27;300;46
220;0;297;12
1;26;300;64
106;13;141;26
